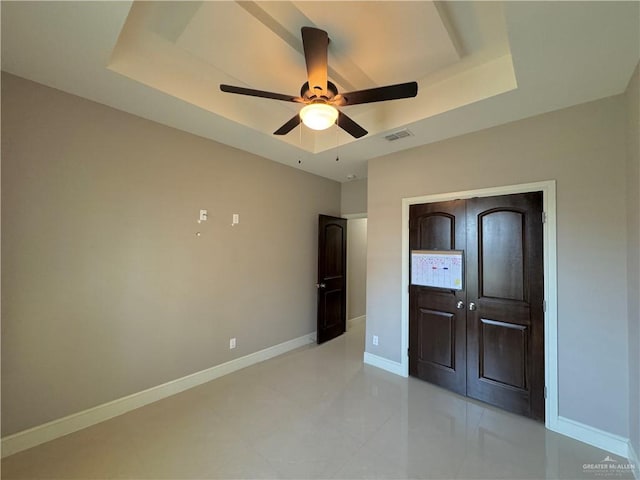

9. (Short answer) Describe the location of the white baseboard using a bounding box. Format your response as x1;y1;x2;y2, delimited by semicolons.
1;332;315;458
628;441;639;479
551;416;630;458
347;315;366;329
363;352;406;377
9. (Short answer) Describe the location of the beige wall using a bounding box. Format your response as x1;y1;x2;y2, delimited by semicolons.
1;74;341;436
366;95;630;438
626;62;640;458
341;178;367;215
347;218;367;320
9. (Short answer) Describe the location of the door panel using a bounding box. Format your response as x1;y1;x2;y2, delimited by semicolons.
418;214;456;250
466;192;544;420
480;211;525;301
324;224;344;277
317;215;347;344
409;192;544;421
322;289;343;329
409;201;466;395
479;318;527;389
418;308;455;369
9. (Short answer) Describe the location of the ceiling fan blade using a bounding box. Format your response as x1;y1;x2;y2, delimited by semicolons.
334;81;418;106
301;27;329;97
337;111;368;139
274;115;302;135
220;84;303;103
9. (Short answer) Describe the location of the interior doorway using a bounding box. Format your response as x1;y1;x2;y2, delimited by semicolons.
347;217;367;329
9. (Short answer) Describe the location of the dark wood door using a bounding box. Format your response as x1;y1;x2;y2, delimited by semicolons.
466;193;544;420
409;192;544;421
317;215;347;344
409;200;467;395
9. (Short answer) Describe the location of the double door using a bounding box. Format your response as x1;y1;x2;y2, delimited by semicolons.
409;192;544;420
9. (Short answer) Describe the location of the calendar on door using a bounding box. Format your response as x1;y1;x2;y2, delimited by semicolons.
411;250;464;290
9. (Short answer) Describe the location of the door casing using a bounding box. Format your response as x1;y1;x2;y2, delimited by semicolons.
400;181;557;430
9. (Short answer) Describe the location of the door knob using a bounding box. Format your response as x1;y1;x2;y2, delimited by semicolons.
469;302;477;311
456;301;465;310
316;283;326;289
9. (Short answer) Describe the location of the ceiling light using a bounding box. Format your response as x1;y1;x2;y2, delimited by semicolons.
299;103;338;131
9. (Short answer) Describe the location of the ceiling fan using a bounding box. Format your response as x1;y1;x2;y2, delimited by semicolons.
220;26;418;139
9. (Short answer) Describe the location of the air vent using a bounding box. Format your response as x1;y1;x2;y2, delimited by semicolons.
384;129;413;142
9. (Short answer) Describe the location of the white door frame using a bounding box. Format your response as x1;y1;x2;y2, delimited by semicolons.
400;180;558;429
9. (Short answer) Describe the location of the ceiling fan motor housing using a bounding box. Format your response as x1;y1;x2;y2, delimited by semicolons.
301;81;338;102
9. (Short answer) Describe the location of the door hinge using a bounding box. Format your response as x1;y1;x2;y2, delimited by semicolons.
544;386;547;399
407;348;410;357
543;300;547;312
542;211;547;223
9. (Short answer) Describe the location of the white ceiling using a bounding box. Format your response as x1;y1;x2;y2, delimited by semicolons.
2;1;639;182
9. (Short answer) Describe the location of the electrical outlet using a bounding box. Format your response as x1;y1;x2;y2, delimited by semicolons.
229;337;236;349
373;335;379;346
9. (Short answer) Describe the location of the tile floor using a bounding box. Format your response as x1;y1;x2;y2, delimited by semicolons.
1;321;633;479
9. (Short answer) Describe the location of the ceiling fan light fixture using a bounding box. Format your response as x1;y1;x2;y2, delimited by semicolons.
220;27;417;138
300;103;338;131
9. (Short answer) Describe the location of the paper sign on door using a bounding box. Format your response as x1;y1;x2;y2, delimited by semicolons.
411;250;463;290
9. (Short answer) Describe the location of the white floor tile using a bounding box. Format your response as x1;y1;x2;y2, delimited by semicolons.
1;321;629;480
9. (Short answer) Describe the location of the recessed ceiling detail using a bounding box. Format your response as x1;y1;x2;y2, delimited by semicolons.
108;1;517;154
3;1;638;182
